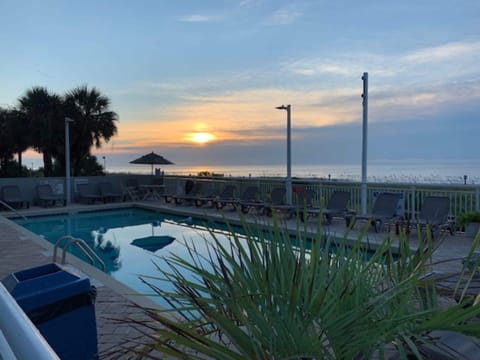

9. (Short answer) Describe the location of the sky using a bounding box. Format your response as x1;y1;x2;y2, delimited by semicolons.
1;0;479;171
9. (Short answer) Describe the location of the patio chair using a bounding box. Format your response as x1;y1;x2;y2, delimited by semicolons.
36;184;66;207
213;184;237;209
420;270;480;304
0;185;29;209
77;183;104;204
352;192;402;232
262;187;317;218
412;196;453;237
303;191;351;224
189;184;225;208
263;187;294;217
192;184;236;209
173;181;203;205
99;182;124;203
123;178;145;201
293;189;316;216
162;179;193;204
235;186;264;214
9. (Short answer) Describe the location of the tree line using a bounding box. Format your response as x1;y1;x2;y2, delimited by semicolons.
0;85;118;177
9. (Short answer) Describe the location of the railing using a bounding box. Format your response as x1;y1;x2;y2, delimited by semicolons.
0;283;60;360
163;175;480;222
0;199;27;220
1;174;477;224
53;236;106;272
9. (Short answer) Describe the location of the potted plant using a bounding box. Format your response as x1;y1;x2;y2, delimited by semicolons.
457;211;480;237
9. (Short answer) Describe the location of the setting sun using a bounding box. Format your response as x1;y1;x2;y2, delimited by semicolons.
187;132;216;144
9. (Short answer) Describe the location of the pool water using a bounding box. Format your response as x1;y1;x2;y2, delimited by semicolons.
14;208;248;306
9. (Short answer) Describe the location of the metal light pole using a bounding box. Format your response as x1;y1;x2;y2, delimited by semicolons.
361;73;368;215
276;104;292;205
65;117;74;205
102;156;106;173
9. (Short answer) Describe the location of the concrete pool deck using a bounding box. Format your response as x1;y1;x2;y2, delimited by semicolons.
0;200;478;358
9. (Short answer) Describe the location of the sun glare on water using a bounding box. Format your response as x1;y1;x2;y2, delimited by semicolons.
187;132;216;144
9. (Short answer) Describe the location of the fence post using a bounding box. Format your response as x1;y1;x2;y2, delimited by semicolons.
410;185;416;218
476;186;480;211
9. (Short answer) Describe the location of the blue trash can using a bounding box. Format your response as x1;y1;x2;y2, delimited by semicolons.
2;263;98;360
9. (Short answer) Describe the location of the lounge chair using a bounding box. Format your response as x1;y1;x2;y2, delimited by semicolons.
173;181;203;205
189;185;223;208
77;183;103;204
99;182;124;203
303;191;351;224
214;184;237;209
294;189;316;216
36;184;66;207
411;196;453;237
420;270;480;304
262;187;317;218
162;179;194;204
352;192;402;232
263;187;294;217
192;184;237;208
234;186;264;214
1;185;29;209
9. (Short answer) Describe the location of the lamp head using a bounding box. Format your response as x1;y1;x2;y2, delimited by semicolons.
65;117;74;123
276;105;287;110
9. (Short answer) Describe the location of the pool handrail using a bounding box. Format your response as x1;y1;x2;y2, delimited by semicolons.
53;235;106;272
0;282;60;360
0;199;27;220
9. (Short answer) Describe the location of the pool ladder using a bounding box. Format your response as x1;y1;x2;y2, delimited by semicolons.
53;236;106;272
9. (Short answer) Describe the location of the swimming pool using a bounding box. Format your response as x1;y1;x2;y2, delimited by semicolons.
14;207;249;307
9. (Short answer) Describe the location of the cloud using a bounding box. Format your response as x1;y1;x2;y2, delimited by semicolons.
239;0;262;8
264;5;303;25
178;14;220;23
100;96;480;168
110;37;480;157
404;40;480;64
116;75;480;149
285;58;363;77
282;40;480;83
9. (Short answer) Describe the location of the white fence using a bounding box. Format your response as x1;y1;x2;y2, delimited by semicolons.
1;174;478;222
163;175;480;222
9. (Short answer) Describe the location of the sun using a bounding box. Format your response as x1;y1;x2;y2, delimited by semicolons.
187;132;216;144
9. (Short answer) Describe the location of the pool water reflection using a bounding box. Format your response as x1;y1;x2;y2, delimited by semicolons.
15;208;247;306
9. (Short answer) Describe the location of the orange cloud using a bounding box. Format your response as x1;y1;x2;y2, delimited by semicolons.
110;87;362;153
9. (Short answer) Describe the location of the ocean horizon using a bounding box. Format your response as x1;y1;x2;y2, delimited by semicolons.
106;159;480;185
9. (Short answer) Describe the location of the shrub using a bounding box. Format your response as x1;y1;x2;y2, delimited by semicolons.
130;216;480;359
457;211;480;226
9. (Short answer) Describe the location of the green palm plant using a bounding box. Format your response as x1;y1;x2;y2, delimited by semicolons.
130;216;480;359
63;85;118;175
0;108;30;176
18;87;64;176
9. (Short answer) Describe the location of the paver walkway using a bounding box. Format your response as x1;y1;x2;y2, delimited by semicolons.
0;213;155;359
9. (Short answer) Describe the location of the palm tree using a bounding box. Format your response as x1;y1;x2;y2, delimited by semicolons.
63;85;118;176
0;107;14;176
0;107;30;176
8;108;30;175
18;87;63;176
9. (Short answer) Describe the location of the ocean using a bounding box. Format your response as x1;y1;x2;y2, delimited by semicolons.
106;159;480;185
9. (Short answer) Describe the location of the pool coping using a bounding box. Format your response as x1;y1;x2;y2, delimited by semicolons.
0;208;162;311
